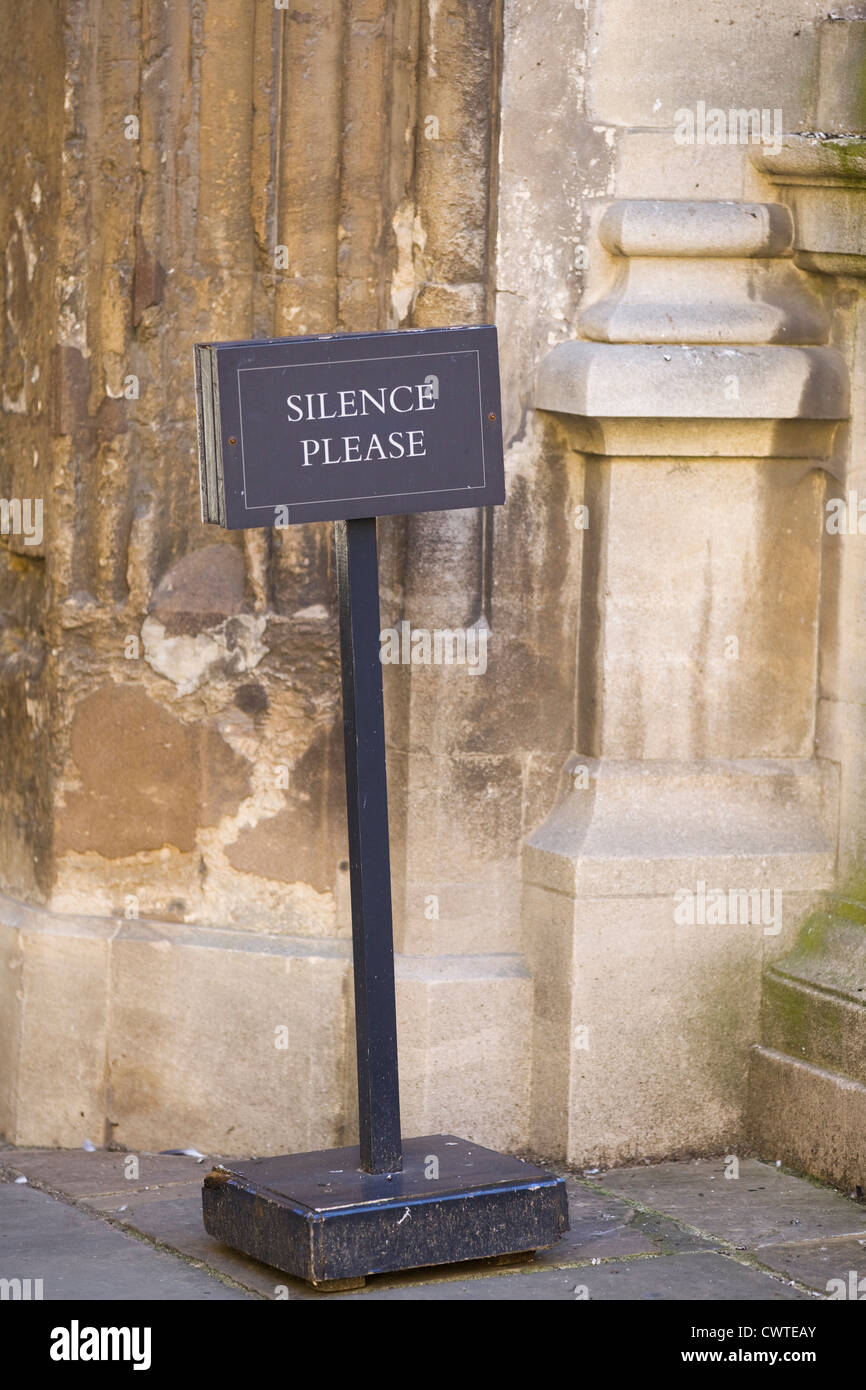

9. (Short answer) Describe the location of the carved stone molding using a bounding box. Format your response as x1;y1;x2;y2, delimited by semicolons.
581;200;828;344
534;198;848;458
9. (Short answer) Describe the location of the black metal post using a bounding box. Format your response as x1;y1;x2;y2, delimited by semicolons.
335;516;402;1174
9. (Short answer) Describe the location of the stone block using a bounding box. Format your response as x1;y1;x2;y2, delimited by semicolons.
395;953;532;1153
107;923;351;1155
749;1045;866;1192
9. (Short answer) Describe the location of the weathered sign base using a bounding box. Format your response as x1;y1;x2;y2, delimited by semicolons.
202;1135;568;1289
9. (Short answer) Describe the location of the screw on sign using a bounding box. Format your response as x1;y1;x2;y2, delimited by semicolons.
195;324;568;1289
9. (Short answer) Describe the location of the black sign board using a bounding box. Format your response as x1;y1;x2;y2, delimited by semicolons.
195;324;504;528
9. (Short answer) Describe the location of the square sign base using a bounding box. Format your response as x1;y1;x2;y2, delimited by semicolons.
202;1134;568;1289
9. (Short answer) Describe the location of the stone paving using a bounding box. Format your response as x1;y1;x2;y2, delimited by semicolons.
2;1147;865;1300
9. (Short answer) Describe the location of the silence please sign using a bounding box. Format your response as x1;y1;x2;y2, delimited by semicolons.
190;322;570;1276
195;324;504;528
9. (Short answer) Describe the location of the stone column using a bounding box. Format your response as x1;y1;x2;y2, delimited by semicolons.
526;195;846;1165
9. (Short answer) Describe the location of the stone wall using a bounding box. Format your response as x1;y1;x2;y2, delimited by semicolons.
0;0;526;1153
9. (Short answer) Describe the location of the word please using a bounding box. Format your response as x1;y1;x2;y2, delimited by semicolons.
299;431;426;466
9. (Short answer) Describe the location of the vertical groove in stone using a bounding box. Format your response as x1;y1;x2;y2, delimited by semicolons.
274;1;343;337
92;0;145;609
383;2;421;330
154;0;205;587
269;1;344;615
56;0;142;605
49;0;88;603
250;0;279;339
484;0;504;328
245;3;282;609
0;0;65;896
195;0;256;329
394;1;503;955
403;0;502;625
337;0;390;331
127;0;207;613
480;0;504;624
411;0;497;329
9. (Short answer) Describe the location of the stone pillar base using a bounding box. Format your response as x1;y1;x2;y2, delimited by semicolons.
522;757;837;1166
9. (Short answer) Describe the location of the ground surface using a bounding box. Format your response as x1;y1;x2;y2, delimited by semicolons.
1;1147;864;1300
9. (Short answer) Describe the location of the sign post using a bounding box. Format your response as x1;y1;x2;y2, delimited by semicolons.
335;514;402;1177
196;325;568;1289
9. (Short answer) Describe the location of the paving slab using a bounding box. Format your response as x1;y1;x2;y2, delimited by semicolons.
2;1147;858;1300
535;1186;657;1265
83;1169;684;1287
20;1150;659;1289
0;1180;251;1300
753;1237;866;1295
86;1186;288;1299
595;1158;866;1248
323;1251;812;1301
78;1176;710;1296
0;1148;216;1198
80;1182;203;1214
80;1180;656;1295
629;1207;723;1255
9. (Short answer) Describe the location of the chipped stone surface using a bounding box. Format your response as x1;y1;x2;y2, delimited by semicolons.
57;685;252;857
141;613;268;696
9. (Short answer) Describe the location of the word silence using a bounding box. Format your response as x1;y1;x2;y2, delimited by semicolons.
195;324;504;528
